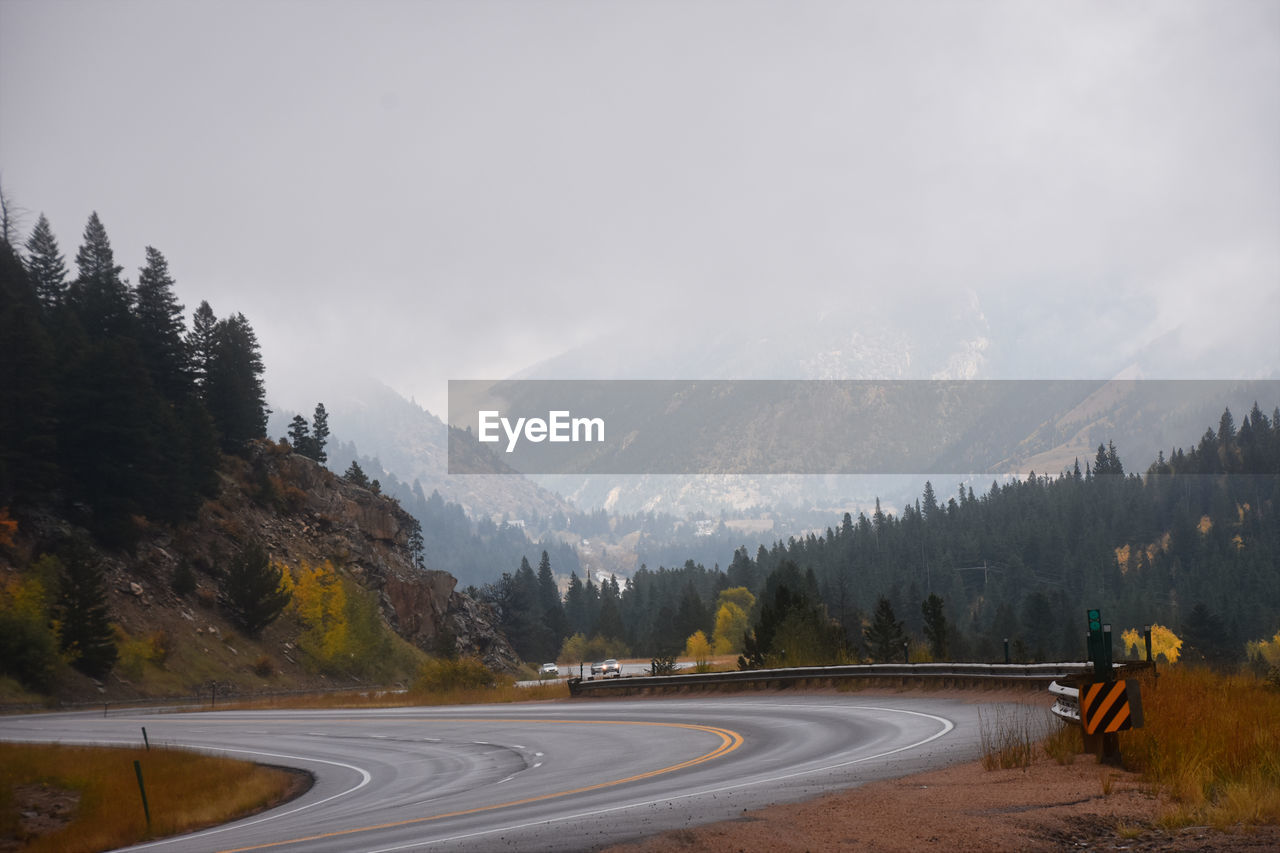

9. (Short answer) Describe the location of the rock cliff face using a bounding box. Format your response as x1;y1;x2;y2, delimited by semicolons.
228;442;521;673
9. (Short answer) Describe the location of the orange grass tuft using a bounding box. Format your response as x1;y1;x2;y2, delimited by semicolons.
0;742;306;852
1121;668;1280;827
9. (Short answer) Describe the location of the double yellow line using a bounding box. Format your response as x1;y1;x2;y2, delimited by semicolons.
220;718;744;852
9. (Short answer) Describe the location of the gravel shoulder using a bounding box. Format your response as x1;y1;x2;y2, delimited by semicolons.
603;685;1279;853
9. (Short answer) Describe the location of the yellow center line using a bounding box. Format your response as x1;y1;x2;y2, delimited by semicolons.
215;718;744;852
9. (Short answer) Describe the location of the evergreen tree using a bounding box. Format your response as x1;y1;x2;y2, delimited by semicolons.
287;414;311;453
0;241;58;504
311;403;330;464
55;540;118;678
864;597;907;662
739;561;837;668
222;541;291;636
24;213;67;311
203;312;268;450
406;515;426;570
343;459;370;488
133;246;192;401
595;577;626;643
1181;603;1231;668
921;481;939;522
564;572;588;636
536;551;568;648
187;300;217;388
674;581;710;641
921;593;948;659
70;212;132;339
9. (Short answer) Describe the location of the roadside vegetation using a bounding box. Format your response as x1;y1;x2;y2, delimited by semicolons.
976;667;1280;833
0;742;304;852
1123;668;1280;828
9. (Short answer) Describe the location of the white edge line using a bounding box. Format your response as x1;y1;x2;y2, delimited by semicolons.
362;704;955;853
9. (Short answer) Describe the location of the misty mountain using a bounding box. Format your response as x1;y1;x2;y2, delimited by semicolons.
490;298;1275;515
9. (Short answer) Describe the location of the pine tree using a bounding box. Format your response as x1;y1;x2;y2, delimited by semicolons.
921;593;948;659
70;212;132;339
536;551;568;648
311;403;329;464
864;597;907;662
921;481;938;522
204;312;268;450
134;246;193;402
0;241;58;504
406;516;426;570
187;300;217;388
55;541;118;678
564;572;588;636
595;578;626;643
222;541;291;636
24;214;67;311
343;459;370;488
287;414;311;453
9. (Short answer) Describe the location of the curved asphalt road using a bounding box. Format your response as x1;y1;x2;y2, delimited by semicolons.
0;695;1016;851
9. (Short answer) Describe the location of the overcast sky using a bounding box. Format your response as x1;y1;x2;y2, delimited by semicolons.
3;0;1277;417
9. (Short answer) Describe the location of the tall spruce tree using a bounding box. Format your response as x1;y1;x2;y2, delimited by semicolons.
536;551;568;649
187;300;217;389
204;312;268;450
311;403;330;463
134;246;192;401
70;212;132;339
24;214;67;311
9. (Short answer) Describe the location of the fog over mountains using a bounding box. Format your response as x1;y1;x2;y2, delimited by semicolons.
275;294;1277;521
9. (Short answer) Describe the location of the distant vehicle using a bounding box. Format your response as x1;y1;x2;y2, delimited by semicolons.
594;658;621;678
539;662;559;678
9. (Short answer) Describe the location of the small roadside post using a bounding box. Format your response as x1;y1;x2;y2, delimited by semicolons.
133;759;152;830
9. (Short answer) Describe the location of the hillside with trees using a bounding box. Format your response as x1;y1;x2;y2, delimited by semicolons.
0;209;517;701
481;409;1279;673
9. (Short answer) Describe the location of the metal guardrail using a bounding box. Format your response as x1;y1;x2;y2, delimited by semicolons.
1048;680;1081;722
567;661;1097;697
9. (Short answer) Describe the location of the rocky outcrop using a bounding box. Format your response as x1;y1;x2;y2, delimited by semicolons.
238;442;520;672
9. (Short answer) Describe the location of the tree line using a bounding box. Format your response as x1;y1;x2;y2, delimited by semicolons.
1;211;270;545
482;407;1279;671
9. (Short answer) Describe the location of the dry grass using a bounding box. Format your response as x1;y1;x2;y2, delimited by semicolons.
1121;668;1280;829
0;742;304;852
1041;718;1081;765
978;704;1055;771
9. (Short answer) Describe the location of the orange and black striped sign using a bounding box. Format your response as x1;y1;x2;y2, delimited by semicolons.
1081;679;1143;734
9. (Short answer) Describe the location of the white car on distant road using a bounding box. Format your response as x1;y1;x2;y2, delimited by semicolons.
591;659;622;678
538;662;559;678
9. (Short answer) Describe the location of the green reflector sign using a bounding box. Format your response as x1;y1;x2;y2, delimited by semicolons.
1088;609;1102;632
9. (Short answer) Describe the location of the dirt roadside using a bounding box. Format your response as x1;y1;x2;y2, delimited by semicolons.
602;686;1278;853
